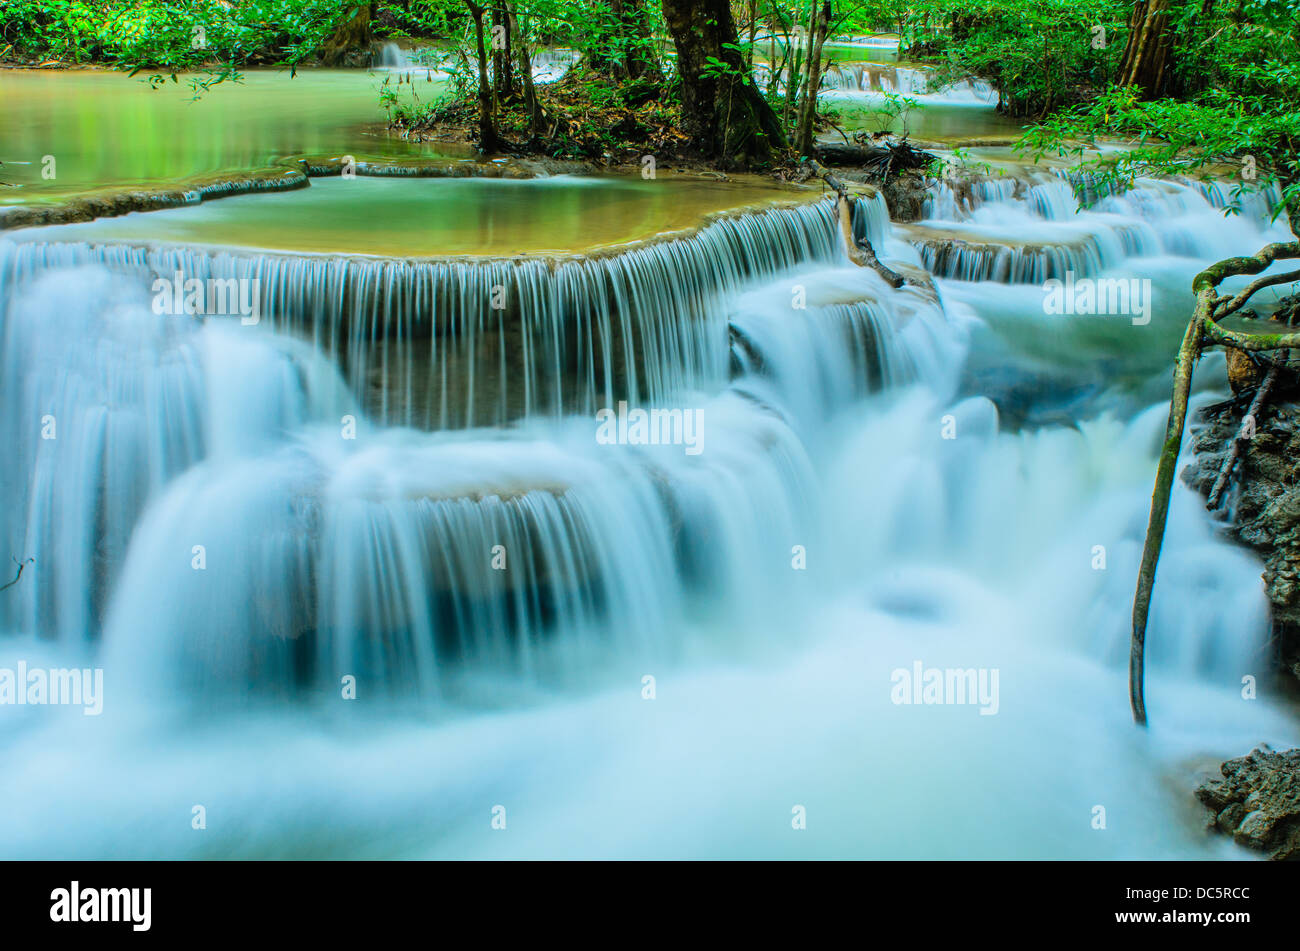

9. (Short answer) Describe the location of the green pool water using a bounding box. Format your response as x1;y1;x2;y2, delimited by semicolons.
830;97;1024;144
0;67;459;204
15;173;816;256
0;60;1020;255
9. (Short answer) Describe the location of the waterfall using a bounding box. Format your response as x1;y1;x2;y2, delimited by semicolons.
818;64;993;102
530;49;577;84
2;198;881;430
908;227;1158;283
374;43;411;70
372;43;571;83
907;176;1286;284
1025;181;1078;220
921;179;1020;221
3;156;1297;858
836;35;901;50
819;64;929;94
94;376;844;703
728;263;962;435
0;265;356;642
760;63;931;97
0;192;905;670
823;391;1270;681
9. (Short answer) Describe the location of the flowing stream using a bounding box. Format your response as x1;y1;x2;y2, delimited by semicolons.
0;68;1297;859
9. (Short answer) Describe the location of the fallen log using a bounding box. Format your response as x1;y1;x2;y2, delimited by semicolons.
852;235;903;288
813;139;934;179
803;158;905;288
813;142;893;166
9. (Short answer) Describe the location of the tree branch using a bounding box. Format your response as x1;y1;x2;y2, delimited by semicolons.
804;158;906;288
1207;364;1282;510
0;556;33;593
1213;268;1300;320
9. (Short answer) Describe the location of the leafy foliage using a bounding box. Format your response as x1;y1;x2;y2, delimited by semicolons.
1;1;349;73
1014;1;1300;217
892;0;1128;117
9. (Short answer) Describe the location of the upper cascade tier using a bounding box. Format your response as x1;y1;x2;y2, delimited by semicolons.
2;193;892;429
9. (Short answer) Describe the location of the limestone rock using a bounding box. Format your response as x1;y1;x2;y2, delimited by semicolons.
1195;747;1300;860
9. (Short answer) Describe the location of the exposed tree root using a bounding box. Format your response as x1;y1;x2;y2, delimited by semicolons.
1130;209;1300;725
1207;364;1282;511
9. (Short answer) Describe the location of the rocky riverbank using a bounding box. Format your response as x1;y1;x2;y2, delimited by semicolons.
1184;387;1300;688
1183;346;1300;859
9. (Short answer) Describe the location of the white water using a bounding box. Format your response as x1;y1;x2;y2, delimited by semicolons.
372;42;574;84
910;175;1290;283
1;168;1297;858
756;62;984;104
2;196;851;428
375;42;415;71
529;49;578;84
819;63;998;106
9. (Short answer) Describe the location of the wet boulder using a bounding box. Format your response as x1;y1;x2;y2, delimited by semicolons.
1196;747;1300;860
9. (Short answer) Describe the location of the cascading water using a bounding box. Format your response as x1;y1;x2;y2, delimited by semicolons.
816;62;997;105
906;174;1287;284
2;156;1297;857
529;49;578;84
2;197;852;429
820;63;931;95
372;43;573;84
374;42;414;70
755;62;935;98
0;266;356;642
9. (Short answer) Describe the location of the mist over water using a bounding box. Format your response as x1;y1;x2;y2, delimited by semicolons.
1;130;1297;857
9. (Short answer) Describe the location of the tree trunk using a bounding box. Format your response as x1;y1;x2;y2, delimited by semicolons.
1173;0;1217;96
788;11;816;138
320;3;373;67
798;0;818;111
784;40;804;133
746;0;758;72
506;2;544;138
491;4;514;99
766;33;781;99
795;2;831;155
1118;0;1173;97
662;0;786;167
465;1;502;152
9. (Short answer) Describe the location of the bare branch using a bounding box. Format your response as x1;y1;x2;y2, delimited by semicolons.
1208;365;1282;510
804;158;907;288
0;556;33;593
1213;268;1300;320
1130;285;1210;726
